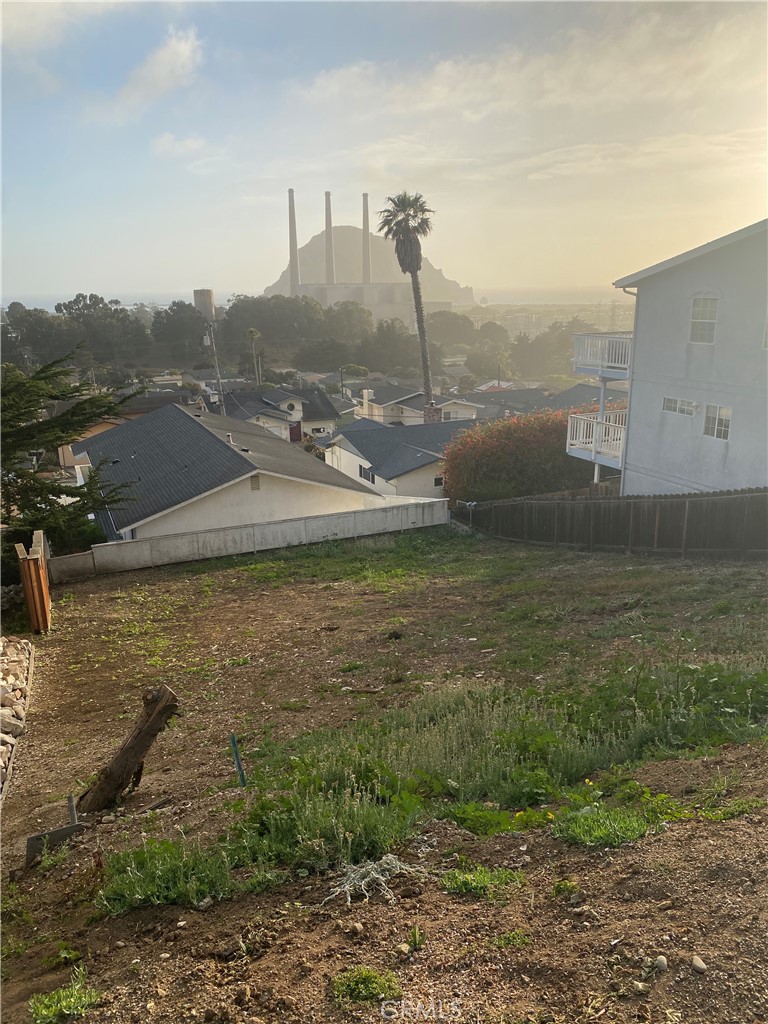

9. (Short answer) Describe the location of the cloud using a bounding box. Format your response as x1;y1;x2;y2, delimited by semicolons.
99;27;203;123
152;132;206;158
2;1;117;54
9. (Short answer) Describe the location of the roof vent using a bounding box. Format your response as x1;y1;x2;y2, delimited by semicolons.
226;432;234;444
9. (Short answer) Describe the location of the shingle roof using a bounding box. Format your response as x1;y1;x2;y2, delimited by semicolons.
358;385;424;407
545;384;627;410
213;387;339;423
73;404;371;533
335;420;476;480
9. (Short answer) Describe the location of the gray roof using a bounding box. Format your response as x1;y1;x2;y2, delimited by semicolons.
213;386;339;423
335;420;476;480
546;384;627;410
73;404;371;533
357;385;423;407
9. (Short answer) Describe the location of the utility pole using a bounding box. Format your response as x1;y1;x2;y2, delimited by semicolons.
203;321;225;415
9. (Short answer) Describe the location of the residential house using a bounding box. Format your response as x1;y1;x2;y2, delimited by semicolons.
565;220;767;495
70;404;404;541
326;419;476;498
199;387;340;441
355;386;482;424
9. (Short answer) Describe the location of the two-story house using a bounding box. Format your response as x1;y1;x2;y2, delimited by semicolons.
355;386;482;425
566;220;767;496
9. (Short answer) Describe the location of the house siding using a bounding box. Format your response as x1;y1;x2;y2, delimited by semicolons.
621;229;767;496
133;473;379;539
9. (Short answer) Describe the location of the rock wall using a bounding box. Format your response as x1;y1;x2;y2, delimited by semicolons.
1;636;33;796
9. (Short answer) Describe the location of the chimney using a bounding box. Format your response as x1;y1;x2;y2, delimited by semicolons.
226;432;234;444
362;193;371;285
362;388;373;418
325;191;335;285
288;188;300;297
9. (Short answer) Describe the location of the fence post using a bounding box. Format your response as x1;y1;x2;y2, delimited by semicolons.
681;500;690;559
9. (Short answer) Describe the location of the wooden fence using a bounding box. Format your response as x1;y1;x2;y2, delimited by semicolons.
15;531;52;632
453;488;768;560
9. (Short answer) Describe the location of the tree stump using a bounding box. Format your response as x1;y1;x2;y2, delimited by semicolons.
77;685;180;813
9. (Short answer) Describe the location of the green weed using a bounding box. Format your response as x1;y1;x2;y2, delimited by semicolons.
551;878;580;899
28;966;100;1024
39;842;70;872
552;806;653;847
441;865;525;899
332;965;402;1004
489;930;530;949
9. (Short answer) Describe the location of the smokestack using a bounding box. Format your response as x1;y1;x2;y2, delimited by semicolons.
324;191;335;285
362;193;371;285
288;188;300;297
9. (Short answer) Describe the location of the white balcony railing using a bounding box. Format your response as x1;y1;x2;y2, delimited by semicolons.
567;411;627;466
572;332;632;377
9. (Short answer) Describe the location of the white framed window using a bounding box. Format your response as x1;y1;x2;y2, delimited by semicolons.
690;296;718;344
662;397;695;416
703;405;731;440
359;465;375;483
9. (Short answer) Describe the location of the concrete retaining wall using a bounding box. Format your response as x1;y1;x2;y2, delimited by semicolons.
47;501;449;583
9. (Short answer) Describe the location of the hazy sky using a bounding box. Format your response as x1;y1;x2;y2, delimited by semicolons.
2;1;766;304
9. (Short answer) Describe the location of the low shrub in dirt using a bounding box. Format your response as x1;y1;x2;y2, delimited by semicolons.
441;864;525;899
28;966;100;1023
332;965;402;1004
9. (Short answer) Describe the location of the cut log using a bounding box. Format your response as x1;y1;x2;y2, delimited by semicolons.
77;685;180;814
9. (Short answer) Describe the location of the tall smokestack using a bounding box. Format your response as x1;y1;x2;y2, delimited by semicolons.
288;188;300;297
324;191;335;285
362;193;371;285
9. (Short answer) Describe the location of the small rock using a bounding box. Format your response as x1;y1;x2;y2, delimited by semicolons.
234;985;251;1006
632;982;651;995
177;920;187;929
281;995;297;1010
115;940;126;949
101;814;116;824
692;955;707;974
159;952;171;960
349;922;364;936
655;955;668;972
396;942;411;961
658;899;675;911
196;896;213;911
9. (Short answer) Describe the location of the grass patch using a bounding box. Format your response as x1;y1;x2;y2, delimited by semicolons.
28;966;100;1024
442;801;520;836
489;929;531;949
551;878;580;899
441;864;525;899
332;965;402;1004
552;806;655;847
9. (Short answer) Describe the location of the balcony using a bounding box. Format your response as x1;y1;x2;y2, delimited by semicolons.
567;411;626;469
572;332;632;379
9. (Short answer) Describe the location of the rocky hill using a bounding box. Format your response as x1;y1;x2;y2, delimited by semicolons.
265;225;474;304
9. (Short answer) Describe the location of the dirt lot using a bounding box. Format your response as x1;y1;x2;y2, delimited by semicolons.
3;533;767;1023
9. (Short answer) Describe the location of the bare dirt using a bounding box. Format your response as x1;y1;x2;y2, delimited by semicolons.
2;541;767;1024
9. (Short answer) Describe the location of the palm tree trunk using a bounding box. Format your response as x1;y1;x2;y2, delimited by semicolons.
409;270;434;411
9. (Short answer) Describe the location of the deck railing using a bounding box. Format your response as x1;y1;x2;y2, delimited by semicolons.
567;410;627;462
573;332;632;374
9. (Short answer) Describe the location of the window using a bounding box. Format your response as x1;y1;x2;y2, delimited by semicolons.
690;297;718;344
662;397;695;416
433;476;444;488
703;405;731;440
359;465;376;483
442;410;461;421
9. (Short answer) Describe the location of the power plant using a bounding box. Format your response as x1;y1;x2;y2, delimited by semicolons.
278;190;457;326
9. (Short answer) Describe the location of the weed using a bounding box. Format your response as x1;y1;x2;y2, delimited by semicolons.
225;656;250;667
489;930;531;949
408;925;427;951
551;879;580;899
43;942;83;968
339;661;364;673
699;797;764;821
552;806;653;847
1;882;34;925
332;965;402;1004
444;802;519;837
441;865;525;899
28;966;100;1023
39;841;70;873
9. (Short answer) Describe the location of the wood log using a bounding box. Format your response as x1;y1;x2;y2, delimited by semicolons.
77;685;180;813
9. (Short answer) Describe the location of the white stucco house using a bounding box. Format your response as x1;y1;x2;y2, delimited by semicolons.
70;405;414;541
355;386;482;425
326;419;475;498
196;387;339;442
566;220;767;496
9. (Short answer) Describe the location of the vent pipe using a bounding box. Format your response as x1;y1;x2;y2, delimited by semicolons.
324;191;335;285
288;188;300;297
362;193;371;285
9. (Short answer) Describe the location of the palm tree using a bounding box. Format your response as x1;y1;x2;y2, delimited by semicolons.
378;192;437;417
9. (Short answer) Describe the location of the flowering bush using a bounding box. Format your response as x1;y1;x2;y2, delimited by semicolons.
442;408;593;502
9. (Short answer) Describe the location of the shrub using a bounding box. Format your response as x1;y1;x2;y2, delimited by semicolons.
28;966;100;1023
443;802;520;836
332;965;402;1004
552;806;652;847
442;408;593;502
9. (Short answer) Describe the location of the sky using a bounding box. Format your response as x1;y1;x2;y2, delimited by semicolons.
2;0;766;307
